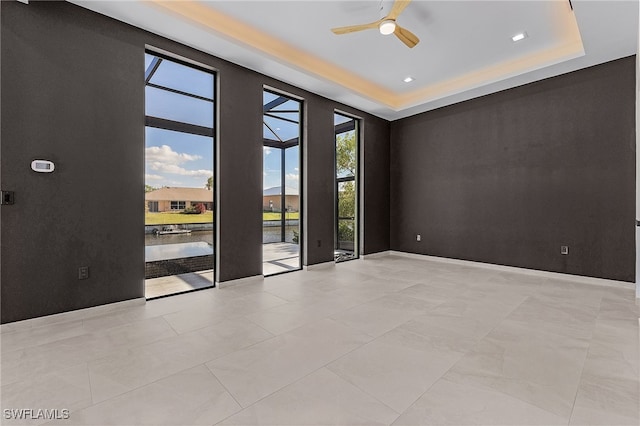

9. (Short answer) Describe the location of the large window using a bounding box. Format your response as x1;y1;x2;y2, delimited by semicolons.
170;201;186;210
262;90;302;276
334;113;359;262
144;52;216;298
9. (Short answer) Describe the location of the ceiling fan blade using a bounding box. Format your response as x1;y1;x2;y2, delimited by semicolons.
387;0;412;20
331;20;381;35
394;25;420;48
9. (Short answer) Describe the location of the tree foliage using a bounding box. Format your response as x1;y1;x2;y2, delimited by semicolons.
183;203;206;215
338;181;355;219
336;132;356;177
205;176;214;191
145;184;157;193
336;131;356;242
337;181;355;242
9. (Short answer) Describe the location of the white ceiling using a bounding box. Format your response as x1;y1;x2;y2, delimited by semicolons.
70;0;638;120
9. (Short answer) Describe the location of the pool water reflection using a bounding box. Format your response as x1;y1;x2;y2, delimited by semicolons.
145;241;213;262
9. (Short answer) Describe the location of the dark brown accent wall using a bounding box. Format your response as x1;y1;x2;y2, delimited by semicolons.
303;99;336;265
390;56;636;282
1;1;145;323
0;1;390;323
362;119;391;255
216;66;264;281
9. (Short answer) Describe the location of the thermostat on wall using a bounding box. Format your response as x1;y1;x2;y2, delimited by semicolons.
31;160;55;173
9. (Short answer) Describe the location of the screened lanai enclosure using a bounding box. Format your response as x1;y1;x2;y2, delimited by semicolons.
262;90;302;275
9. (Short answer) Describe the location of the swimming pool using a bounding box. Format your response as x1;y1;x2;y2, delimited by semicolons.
145;241;214;262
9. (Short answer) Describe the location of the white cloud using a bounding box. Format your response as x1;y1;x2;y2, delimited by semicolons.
145;145;211;178
285;173;299;181
145;145;202;164
148;162;212;178
263;147;273;155
145;173;163;181
294;167;299;172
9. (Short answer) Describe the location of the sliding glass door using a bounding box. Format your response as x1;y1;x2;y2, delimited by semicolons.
262;90;302;275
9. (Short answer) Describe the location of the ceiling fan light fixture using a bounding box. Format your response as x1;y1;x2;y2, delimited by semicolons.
330;0;419;48
379;19;396;35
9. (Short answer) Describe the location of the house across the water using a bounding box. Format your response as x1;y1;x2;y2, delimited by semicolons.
145;187;213;212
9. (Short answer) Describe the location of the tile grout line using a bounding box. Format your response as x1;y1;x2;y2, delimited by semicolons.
202;362;244;421
85;361;95;407
75;361;229;417
2;316;182;389
206;269;531;423
566;293;606;426
311;313;470;418
211;344;399;425
208;318;389;422
390;292;534;425
321;367;403;426
159;313;183;336
75;315;283;417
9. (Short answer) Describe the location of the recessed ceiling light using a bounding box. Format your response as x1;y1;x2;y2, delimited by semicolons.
512;32;527;42
403;76;414;83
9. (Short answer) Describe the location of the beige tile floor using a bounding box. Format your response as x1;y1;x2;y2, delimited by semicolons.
1;255;638;425
263;242;300;276
145;270;214;299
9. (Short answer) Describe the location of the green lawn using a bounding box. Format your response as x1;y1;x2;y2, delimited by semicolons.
263;212;300;221
145;211;299;225
145;212;213;225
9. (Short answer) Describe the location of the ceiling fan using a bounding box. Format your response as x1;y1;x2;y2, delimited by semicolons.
331;0;420;48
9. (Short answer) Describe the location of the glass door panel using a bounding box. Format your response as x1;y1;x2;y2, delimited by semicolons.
144;52;215;298
263;90;302;275
334;113;358;262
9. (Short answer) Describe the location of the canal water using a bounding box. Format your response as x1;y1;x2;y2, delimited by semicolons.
145;226;298;261
263;225;298;244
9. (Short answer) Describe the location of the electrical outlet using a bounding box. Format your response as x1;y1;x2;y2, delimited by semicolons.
1;190;15;205
416;234;421;242
78;266;89;280
561;246;569;255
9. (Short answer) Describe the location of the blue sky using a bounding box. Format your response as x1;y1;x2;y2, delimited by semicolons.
263;145;299;192
145;53;300;191
145;127;214;188
262;91;301;192
145;53;214;189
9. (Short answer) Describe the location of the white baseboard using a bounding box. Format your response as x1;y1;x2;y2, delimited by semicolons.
388;251;635;290
217;274;264;288
305;261;335;271
1;297;146;334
